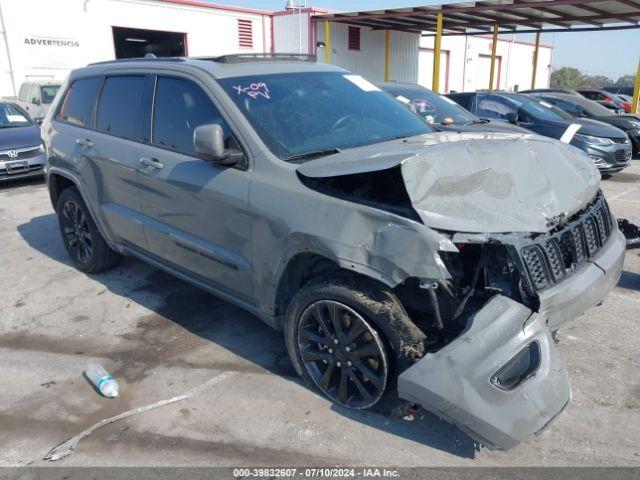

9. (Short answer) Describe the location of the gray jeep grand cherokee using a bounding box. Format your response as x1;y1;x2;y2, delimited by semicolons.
42;55;625;451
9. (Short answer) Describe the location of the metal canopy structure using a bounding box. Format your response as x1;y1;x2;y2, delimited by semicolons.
312;0;640;35
313;0;640;112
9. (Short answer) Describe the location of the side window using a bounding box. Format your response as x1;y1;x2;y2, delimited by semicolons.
477;95;515;120
152;76;229;156
56;77;101;127
448;94;471;110
582;92;596;100
18;84;29;102
28;84;40;103
96;76;145;141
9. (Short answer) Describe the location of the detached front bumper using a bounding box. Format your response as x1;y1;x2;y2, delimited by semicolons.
398;295;570;450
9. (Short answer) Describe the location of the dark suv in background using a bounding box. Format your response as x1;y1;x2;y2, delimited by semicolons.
42;56;625;451
528;92;640;157
447;91;632;173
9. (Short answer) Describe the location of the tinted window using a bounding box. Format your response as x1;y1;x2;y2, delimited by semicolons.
382;84;476;125
218;72;432;161
447;94;472;110
153;77;229;155
57;77;101;127
96;76;145;140
41;85;60;104
477;95;516;120
0;102;32;128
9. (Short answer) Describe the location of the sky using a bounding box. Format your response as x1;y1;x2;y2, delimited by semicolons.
216;0;640;79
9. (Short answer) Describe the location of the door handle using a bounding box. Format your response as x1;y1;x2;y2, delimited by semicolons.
76;138;93;148
139;157;163;169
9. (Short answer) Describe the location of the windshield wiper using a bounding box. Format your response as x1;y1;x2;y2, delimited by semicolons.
466;118;490;125
284;148;341;162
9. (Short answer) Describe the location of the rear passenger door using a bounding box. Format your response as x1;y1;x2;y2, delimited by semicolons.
53;74;147;249
136;74;253;301
89;74;149;249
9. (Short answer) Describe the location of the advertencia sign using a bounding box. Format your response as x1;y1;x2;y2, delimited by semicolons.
23;36;80;47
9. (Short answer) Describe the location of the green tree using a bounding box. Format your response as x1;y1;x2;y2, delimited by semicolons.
550;67;583;89
581;75;613;88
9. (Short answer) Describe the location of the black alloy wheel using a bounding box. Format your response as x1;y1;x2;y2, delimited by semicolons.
297;300;388;409
60;199;94;264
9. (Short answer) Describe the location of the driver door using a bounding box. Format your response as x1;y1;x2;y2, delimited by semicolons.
136;74;254;301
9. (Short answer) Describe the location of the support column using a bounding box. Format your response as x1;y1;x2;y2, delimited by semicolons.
489;23;499;91
385;30;391;82
633;58;640;114
324;20;331;64
432;13;443;92
531;32;541;90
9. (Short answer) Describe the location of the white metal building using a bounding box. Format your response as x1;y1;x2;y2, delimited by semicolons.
0;0;273;97
0;0;552;98
418;34;553;93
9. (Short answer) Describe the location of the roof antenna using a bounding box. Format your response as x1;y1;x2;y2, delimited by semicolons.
144;53;157;59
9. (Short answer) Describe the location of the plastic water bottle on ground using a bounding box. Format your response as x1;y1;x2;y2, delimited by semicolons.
86;363;119;398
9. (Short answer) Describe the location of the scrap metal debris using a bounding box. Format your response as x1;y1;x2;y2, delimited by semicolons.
43;394;189;461
618;218;640;248
43;371;236;461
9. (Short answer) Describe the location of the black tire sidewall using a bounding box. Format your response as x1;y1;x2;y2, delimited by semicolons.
56;187;108;273
284;276;411;407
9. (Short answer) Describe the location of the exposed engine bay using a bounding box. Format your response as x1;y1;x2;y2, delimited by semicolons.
295;132;625;450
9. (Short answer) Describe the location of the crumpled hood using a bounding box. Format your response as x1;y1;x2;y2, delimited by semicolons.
298;132;601;233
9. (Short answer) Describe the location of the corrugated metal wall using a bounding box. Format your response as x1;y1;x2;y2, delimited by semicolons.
315;22;419;83
273;11;311;54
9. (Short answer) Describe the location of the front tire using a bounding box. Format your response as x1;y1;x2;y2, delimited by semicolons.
284;273;426;410
56;187;122;273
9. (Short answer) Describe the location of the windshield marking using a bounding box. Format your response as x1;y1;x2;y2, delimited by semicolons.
232;82;271;100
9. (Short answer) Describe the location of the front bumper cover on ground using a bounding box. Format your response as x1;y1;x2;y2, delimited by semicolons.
398;295;571;451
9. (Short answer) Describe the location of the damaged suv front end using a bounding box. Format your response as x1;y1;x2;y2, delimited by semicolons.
294;131;625;450
216;65;624;451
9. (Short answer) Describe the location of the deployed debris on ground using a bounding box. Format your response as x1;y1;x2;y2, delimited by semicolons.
618;219;640;248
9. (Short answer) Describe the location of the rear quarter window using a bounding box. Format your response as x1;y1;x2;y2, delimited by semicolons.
96;76;145;141
56;77;101;127
448;94;472;110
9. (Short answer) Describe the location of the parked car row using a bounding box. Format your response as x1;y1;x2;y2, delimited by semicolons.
377;81;634;175
522;87;634;113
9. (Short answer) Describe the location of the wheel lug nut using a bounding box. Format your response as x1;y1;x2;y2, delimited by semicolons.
347;361;352;367
328;348;333;354
333;338;339;345
345;346;351;352
336;361;342;367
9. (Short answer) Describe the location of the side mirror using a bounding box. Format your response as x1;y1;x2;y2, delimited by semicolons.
505;112;519;124
31;97;41;105
193;124;241;166
34;117;44;126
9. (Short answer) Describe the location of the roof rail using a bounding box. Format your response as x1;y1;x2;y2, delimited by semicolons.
205;53;317;64
88;56;186;66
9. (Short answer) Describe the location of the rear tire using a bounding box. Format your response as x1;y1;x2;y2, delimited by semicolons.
56;187;122;273
284;273;426;410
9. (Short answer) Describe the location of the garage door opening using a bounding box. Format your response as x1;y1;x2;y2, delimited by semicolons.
112;27;187;59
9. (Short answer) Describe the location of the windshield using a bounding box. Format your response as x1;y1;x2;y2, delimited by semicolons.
41;85;60;104
0;103;31;128
217;72;432;160
563;95;613;116
501;93;569;123
381;84;477;125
